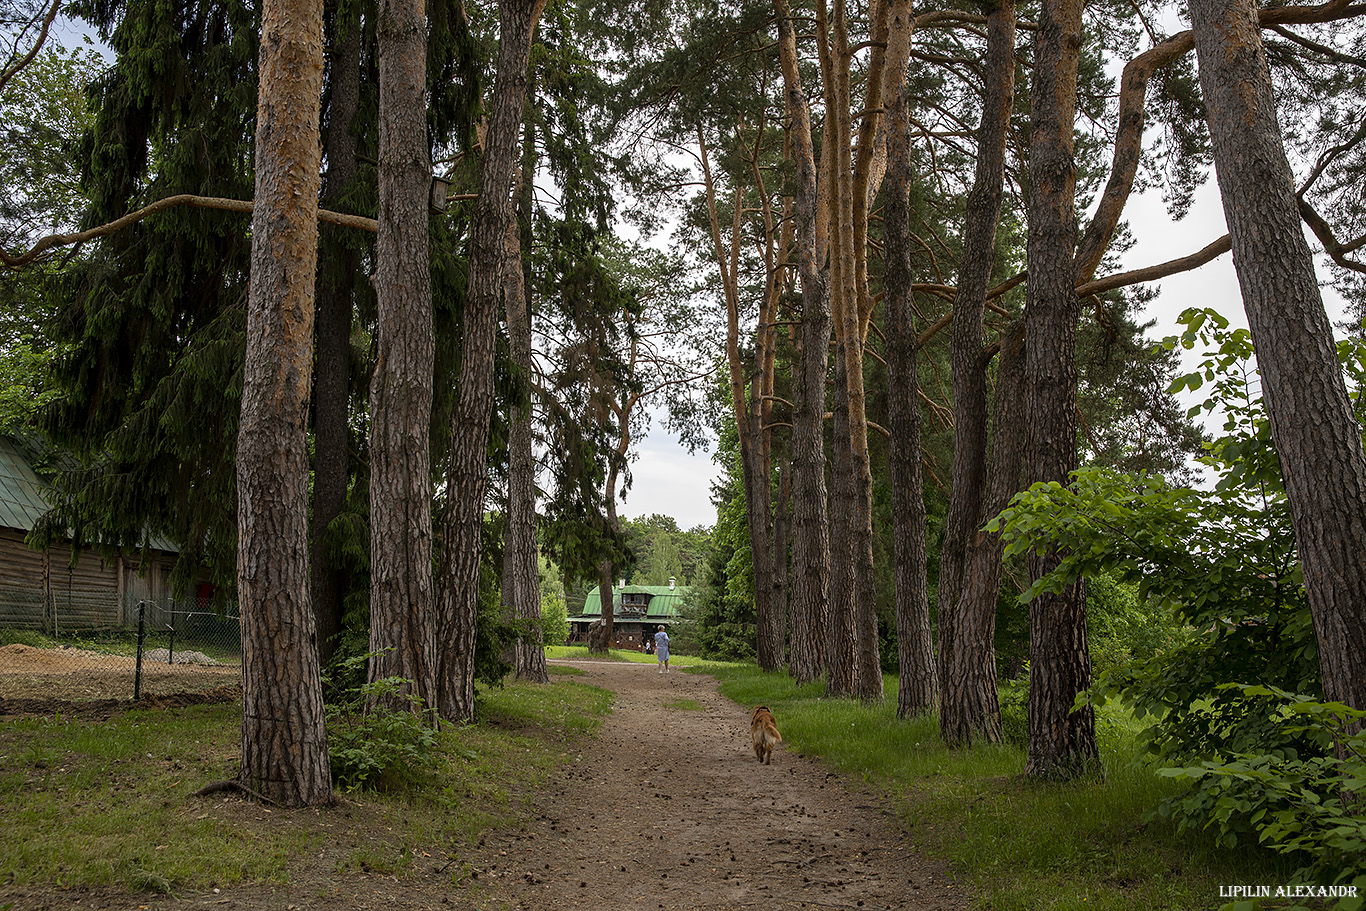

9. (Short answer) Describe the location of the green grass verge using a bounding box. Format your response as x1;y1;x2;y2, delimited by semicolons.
703;664;1309;911
0;679;612;894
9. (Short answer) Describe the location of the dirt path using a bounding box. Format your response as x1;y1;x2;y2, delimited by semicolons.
2;660;972;911
477;659;971;911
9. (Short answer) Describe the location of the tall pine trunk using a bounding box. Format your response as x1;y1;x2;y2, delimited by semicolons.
699;126;782;672
776;0;830;685
369;0;438;712
506;138;546;683
825;352;859;696
1190;0;1366;728
818;0;857;699
312;5;362;668
1024;0;1098;779
238;0;331;806
936;0;1017;747
944;325;1025;745
748;203;783;672
438;0;546;722
882;0;936;718
828;0;881;702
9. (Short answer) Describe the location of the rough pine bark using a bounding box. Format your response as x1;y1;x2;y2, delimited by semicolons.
311;7;363;668
438;0;546;722
825;353;860;697
936;0;1016;747
237;0;331;807
776;0;830;685
1190;0;1366;726
505;199;547;682
1024;0;1099;779
773;456;792;652
369;0;438;712
943;325;1025;746
883;0;936;718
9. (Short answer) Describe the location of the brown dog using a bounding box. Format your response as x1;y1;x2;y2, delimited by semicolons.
750;705;782;764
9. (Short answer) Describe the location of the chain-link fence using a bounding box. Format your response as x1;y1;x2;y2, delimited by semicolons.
0;592;241;706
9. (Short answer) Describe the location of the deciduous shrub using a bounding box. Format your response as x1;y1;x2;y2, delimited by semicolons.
323;653;440;792
1155;685;1365;891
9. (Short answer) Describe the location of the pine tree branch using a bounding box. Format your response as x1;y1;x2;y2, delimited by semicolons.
1074;234;1233;297
1297;198;1366;274
1075;0;1366;286
0;0;61;96
1;194;379;269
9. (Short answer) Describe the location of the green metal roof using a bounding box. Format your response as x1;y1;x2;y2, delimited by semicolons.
0;436;179;553
575;584;690;620
0;437;53;532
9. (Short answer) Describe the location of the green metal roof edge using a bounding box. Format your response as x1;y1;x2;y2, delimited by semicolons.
575;585;691;618
0;435;181;554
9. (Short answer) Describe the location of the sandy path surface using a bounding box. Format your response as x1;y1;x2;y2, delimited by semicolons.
479;659;971;911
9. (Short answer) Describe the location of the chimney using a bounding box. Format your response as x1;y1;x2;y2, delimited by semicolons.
669;576;676;591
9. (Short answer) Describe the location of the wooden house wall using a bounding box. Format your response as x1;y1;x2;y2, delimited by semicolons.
0;527;48;628
0;529;182;631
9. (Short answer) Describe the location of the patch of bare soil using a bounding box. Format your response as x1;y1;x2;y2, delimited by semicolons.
0;660;971;911
0;643;240;704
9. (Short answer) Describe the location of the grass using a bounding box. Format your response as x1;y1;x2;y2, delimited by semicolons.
703;664;1316;911
0;676;612;894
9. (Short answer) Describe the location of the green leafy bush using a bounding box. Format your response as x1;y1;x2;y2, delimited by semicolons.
539;564;571;647
1156;685;1366;892
322;654;440;792
1086;571;1188;678
998;670;1029;748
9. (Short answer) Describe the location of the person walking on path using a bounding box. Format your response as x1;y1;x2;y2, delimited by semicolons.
654;625;670;673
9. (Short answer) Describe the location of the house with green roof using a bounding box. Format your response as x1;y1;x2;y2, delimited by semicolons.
569;579;690;651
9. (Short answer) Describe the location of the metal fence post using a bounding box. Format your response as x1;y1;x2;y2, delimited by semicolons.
166;618;176;666
134;600;146;702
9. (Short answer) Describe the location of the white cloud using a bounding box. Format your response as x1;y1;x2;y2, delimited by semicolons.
617;432;719;531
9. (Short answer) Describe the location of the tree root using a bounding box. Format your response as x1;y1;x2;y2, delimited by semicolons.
191;779;282;806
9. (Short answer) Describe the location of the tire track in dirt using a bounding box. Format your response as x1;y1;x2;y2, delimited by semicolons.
478;660;970;911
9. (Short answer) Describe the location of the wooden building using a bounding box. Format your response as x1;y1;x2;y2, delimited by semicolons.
569;580;689;650
0;436;187;634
